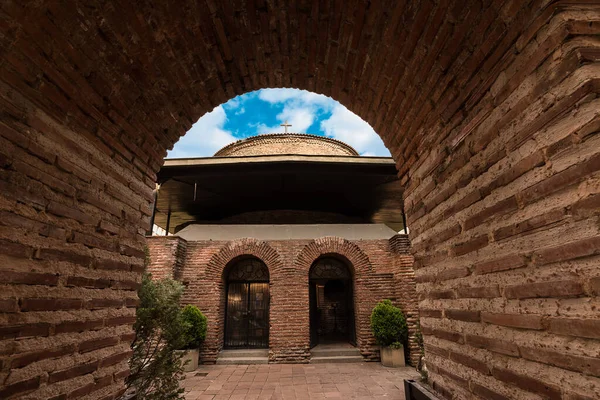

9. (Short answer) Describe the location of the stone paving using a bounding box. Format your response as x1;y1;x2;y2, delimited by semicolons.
182;363;419;399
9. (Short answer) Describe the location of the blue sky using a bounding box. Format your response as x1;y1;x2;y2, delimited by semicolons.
167;88;391;158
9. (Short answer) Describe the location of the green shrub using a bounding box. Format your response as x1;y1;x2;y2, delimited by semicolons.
181;305;207;349
127;273;187;400
370;299;408;347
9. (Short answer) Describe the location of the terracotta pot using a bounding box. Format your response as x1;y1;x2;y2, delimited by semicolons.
176;348;199;372
380;345;405;367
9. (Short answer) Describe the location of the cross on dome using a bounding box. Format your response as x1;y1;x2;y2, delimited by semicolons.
280;120;292;133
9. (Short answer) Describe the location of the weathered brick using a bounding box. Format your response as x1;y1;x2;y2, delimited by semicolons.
67;276;111;289
534;236;600;266
0;376;41;399
93;258;132;272
0;323;50;340
11;345;74;368
493;208;566;241
449;351;490;375
548;318;600;340
520;152;600;205
456;285;500;298
465;334;519;356
99;350;133;367
3;270;59;286
471;382;510;400
55;319;104;334
505;280;584;299
20;298;83;312
445;309;481;322
67;382;95;399
37;248;93;266
85;298;124;310
48;360;99;383
464;196;518;230
436;365;468;386
47;201;97;225
0;298;18;313
520;347;600;377
571;193;600;218
79;337;120;354
420;309;443;318
0;238;34;259
473;254;526;275
491;367;561;399
481;312;544;330
451;235;489;256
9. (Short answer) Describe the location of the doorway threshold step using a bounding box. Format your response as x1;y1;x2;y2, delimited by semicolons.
310;344;363;363
310;347;362;358
310;355;364;363
216;349;269;364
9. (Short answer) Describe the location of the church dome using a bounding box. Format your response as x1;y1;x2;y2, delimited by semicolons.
214;133;359;157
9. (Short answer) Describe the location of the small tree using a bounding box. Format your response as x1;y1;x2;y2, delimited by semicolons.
127;274;188;400
370;299;408;347
180;305;207;349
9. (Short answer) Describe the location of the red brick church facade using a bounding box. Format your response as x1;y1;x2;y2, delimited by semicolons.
147;234;419;365
146;133;419;365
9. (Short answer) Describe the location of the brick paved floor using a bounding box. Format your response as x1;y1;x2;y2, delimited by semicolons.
182;363;419;399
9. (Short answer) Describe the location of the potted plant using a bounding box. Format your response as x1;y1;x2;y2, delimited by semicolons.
178;305;208;372
370;299;408;367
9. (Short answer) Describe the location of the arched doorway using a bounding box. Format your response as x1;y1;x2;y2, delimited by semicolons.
224;257;270;349
309;257;356;348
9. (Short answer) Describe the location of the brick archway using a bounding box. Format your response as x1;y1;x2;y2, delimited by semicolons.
1;3;599;399
295;237;377;358
198;238;282;362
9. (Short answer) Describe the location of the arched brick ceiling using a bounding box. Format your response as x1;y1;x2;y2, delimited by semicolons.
1;1;537;177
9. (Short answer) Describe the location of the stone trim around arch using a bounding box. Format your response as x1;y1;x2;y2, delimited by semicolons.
196;238;283;363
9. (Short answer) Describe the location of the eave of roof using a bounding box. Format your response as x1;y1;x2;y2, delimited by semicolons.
163;154;395;168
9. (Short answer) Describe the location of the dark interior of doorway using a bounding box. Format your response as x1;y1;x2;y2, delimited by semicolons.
309;258;356;348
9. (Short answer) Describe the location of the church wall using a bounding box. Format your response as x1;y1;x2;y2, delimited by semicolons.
145;236;187;280
146;235;418;365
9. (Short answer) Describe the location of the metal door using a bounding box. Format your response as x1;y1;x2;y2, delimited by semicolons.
225;282;269;348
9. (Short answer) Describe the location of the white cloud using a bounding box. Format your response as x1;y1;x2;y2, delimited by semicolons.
167;105;236;158
257;106;315;133
320;104;390;157
258;88;334;108
255;88;336;134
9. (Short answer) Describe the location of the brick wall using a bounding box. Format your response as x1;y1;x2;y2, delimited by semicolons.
145;236;187;280
403;6;600;400
147;235;418;365
0;2;598;399
214;133;358;156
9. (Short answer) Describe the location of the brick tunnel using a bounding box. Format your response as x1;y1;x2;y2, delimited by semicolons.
0;1;599;399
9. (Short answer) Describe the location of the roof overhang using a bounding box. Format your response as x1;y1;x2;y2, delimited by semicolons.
154;155;404;233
